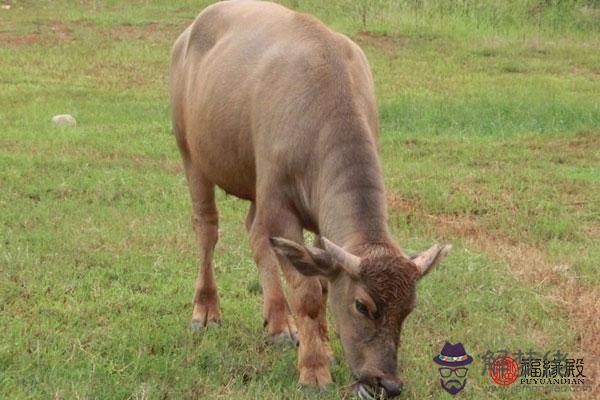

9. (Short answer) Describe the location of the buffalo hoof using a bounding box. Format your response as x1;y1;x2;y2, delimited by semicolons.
299;364;333;389
191;301;221;332
264;316;298;346
328;354;337;366
267;331;298;346
300;383;333;395
190;317;221;332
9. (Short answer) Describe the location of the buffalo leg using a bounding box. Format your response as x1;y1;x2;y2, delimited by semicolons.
279;255;332;387
186;166;221;331
252;202;332;387
313;236;334;364
248;204;298;343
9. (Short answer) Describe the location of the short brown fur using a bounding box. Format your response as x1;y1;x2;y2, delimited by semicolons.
169;0;449;393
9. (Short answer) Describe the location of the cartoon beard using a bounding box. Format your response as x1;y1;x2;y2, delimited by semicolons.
440;378;467;395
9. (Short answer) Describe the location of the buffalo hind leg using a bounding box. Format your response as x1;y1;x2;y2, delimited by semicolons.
186;167;221;331
248;203;297;343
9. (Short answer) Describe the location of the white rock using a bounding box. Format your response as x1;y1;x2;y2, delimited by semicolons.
1;5;11;10
52;114;77;127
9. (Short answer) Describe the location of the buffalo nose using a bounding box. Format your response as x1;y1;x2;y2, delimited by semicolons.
380;379;402;398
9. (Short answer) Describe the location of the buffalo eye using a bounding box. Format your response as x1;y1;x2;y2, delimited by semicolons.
355;300;370;317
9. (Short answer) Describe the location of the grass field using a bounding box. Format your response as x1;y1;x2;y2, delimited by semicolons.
1;1;599;399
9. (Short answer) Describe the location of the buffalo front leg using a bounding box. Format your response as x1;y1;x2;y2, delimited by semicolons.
317;277;335;365
280;259;333;388
186;168;221;331
249;212;297;343
313;236;334;364
256;210;331;387
252;207;331;386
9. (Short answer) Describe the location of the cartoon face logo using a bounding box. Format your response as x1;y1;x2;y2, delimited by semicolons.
433;342;473;395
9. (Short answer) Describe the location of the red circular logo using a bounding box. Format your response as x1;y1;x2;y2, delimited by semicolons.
489;356;519;386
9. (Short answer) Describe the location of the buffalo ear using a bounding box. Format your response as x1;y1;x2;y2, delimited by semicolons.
270;237;339;278
411;244;452;278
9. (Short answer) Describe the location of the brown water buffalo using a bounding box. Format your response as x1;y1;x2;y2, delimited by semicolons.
169;0;450;397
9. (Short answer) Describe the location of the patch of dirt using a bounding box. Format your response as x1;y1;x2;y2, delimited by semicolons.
0;20;187;47
387;193;600;397
107;22;160;40
387;194;419;214
0;32;48;46
0;21;76;47
571;65;600;79
354;31;406;55
584;221;600;240
103;22;188;43
0;140;182;175
526;129;600;162
50;22;73;35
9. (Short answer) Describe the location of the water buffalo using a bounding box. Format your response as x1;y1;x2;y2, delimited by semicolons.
169;1;450;397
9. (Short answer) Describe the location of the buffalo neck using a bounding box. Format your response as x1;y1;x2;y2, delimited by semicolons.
314;117;392;254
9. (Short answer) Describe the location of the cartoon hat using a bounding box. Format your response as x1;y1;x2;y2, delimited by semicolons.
433;342;473;367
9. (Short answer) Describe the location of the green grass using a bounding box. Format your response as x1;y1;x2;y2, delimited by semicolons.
1;1;599;399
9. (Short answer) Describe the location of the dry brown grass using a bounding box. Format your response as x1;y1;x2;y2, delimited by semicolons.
0;19;186;48
354;31;407;56
388;193;600;396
